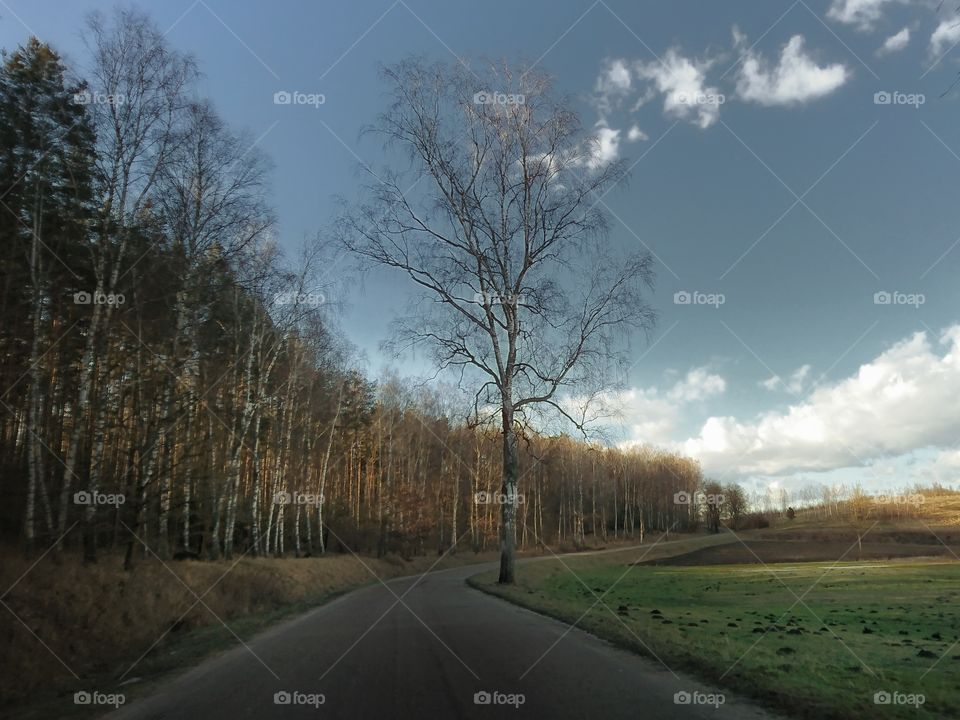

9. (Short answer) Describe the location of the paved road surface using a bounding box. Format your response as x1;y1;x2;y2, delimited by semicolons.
109;549;783;720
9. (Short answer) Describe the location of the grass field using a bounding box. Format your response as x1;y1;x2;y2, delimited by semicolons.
471;546;960;719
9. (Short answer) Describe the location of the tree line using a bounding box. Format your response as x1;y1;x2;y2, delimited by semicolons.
0;9;740;567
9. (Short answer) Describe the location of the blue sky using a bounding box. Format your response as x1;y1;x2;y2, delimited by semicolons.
4;0;959;498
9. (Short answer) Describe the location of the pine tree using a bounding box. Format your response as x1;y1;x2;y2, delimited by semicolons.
0;38;96;553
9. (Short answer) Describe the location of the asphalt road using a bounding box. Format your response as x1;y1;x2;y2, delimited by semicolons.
109;550;783;720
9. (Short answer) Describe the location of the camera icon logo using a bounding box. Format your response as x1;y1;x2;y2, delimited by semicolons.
274;691;291;705
273;91;292;105
473;91;491;105
673;291;691;305
674;690;692;704
873;291;891;305
74;691;91;705
74;291;92;304
474;691;492;705
274;491;292;505
873;91;892;105
73;491;92;505
674;491;691;505
874;691;892;705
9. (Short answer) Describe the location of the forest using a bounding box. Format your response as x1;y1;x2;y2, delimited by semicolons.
0;8;732;567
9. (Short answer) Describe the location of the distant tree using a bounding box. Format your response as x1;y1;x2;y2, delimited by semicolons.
723;483;748;530
703;480;724;533
340;58;657;583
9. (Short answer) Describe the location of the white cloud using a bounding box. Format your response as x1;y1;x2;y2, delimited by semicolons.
826;0;906;31
925;448;960;484
612;367;726;446
736;34;850;106
759;377;779;391
760;364;811;394
613;387;680;446
594;58;633;116
636;50;724;129
577;122;646;169
668;367;727;402
596;58;631;94
877;27;910;55
681;325;960;477
587;125;622;168
930;19;960;60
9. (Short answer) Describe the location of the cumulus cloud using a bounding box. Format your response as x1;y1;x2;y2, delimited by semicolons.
930;19;960;60
877;27;911;55
826;0;907;31
636;49;725;129
668;367;727;402
612;367;726;446
736;34;850;106
760;364;811;394
627;125;648;142
681;325;960;477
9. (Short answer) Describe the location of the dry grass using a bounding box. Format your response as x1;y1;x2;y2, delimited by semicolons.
786;492;960;528
0;547;502;712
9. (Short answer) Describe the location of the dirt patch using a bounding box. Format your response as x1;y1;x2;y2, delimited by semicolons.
633;540;957;566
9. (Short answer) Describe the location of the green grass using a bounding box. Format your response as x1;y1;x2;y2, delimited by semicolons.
470;557;960;719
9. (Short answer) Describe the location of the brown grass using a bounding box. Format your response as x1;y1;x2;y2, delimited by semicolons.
786;491;960;527
0;547;503;711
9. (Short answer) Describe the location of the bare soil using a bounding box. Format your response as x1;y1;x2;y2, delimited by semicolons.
634;538;958;566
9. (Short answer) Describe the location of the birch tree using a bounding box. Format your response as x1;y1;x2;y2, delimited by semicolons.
340;59;657;583
58;8;195;558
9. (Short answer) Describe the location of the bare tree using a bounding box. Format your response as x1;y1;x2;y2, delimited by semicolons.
146;99;271;558
723;483;748;530
58;7;195;558
340;58;656;583
703;479;724;534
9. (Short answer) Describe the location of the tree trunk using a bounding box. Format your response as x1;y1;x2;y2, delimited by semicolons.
498;403;518;584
